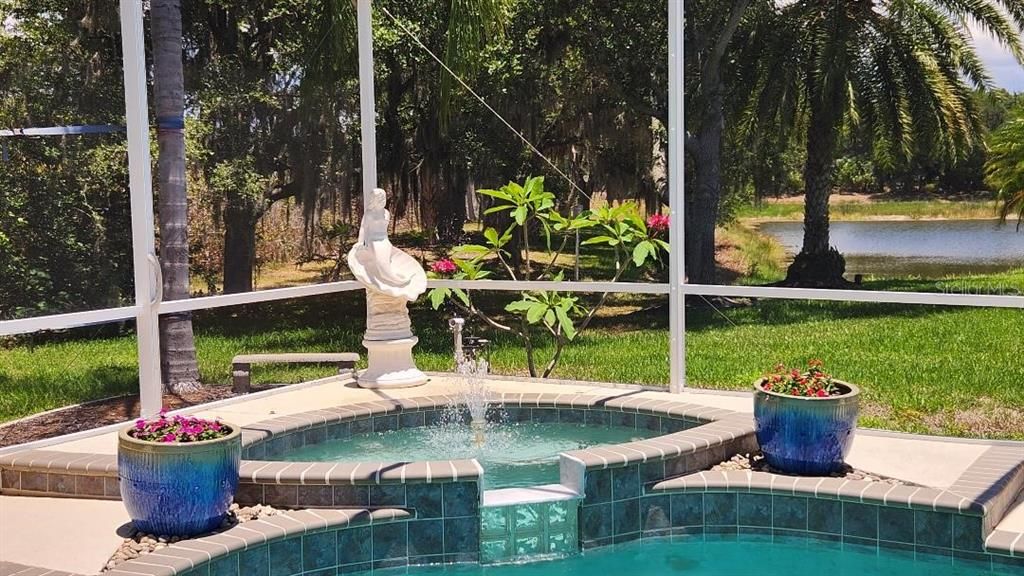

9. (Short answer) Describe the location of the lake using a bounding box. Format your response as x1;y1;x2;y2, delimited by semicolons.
756;219;1024;277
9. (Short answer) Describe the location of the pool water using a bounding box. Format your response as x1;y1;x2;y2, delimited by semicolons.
377;537;1001;575
280;422;657;489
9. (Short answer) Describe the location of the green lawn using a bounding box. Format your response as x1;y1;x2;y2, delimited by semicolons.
736;199;1002;221
2;282;1022;439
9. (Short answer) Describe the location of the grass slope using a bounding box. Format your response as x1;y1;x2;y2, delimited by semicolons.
2;284;1022;439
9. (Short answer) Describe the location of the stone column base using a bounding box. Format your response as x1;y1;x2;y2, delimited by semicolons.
358;337;428;389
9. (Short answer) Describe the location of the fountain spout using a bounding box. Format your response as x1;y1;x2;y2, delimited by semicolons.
448;316;466;364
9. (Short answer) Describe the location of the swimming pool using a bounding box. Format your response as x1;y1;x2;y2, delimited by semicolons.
370;536;1005;575
279;421;658;489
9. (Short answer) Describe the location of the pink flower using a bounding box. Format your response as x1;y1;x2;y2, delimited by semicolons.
135;419;146;430
162;433;178;442
431;258;458;276
647;213;670;234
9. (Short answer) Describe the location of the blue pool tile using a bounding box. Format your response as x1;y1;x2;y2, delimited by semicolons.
878;507;915;544
737;494;772;527
407;483;443;519
611;412;636;429
772;496;807;530
843;503;879;540
444;516;480;554
399;411;425;429
548;500;572;527
515;503;543;532
640;495;670;532
844;535;881;551
373;557;409;571
559;409;585;423
581;467;610;502
704;493;738;526
662;419;688;433
337;526;372;564
613;498;640;535
584;469;612;505
351;418;371;435
303;532;337;572
952;551;993;573
209;555;239;576
613;531;641;544
514;534;542;555
640;460;666;484
532;408;558;423
326;421;350;440
992;554;1024;574
807;499;842;534
338;561;371;574
268;536;302;576
481;506;509;536
443;482;479;517
424;410;444;426
333;485;369;507
612;466;640;501
581;503;613;542
297;484;333;507
372;522;408;561
670;494;703;527
286;432;304;449
303;426;326;446
239;545;270;576
638;414;661;432
585;410;610;427
369;484;407;507
373;414;399;432
915;510;953;549
408;519;445;557
952;515;983;552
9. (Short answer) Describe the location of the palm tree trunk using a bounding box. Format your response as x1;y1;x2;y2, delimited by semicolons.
152;0;201;392
783;99;849;287
802;108;836;256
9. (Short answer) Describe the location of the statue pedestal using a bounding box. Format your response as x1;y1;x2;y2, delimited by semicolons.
358;337;428;389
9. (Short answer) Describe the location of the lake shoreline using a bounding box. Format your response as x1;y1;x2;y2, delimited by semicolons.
736;195;1013;223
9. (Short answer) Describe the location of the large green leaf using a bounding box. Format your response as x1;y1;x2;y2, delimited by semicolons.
428;288;449;310
477;187;513;201
526;302;548;323
512;205;529;225
554;306;577;340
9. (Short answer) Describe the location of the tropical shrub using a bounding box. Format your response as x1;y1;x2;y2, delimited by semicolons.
428;176;668;377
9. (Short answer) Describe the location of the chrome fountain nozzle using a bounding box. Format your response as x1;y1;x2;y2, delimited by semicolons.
449;316;465;363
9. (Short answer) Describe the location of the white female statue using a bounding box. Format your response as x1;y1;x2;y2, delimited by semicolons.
347;188;428;387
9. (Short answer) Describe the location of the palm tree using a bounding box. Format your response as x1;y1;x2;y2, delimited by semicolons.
986;107;1024;228
151;0;201;392
744;0;1024;286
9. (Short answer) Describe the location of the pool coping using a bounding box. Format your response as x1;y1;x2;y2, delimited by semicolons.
2;381;1023;572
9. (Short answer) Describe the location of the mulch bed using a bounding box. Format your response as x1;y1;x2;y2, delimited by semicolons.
0;387;240;448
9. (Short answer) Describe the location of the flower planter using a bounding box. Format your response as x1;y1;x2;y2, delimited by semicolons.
753;380;860;475
118;423;241;536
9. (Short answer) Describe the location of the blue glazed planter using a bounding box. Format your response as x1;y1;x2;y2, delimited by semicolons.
118;423;241;536
753;380;860;475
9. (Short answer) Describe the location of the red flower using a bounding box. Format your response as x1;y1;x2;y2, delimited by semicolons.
431;258;458;276
646;213;670;234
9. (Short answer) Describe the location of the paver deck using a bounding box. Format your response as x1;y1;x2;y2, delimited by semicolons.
0;372;1020;574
